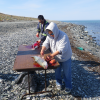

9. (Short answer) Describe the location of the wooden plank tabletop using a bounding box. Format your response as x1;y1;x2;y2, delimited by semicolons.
13;45;60;72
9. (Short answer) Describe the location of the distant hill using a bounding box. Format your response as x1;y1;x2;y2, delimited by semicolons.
0;13;38;22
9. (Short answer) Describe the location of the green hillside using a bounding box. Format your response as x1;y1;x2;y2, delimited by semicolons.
0;13;38;22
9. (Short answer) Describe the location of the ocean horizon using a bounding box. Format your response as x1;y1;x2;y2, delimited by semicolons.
61;20;100;46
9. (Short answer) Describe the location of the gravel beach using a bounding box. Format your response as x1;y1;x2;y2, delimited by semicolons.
0;21;100;100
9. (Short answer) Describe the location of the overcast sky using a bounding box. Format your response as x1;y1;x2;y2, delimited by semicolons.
0;0;100;20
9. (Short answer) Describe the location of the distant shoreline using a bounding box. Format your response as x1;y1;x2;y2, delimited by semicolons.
60;20;100;46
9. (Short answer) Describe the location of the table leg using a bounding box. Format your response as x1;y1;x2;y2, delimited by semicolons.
28;72;30;94
45;69;46;91
21;70;54;100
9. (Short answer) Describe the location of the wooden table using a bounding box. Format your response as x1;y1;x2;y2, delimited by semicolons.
13;45;60;99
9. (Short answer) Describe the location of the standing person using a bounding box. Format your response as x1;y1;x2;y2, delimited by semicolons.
40;22;72;93
36;15;49;44
14;15;49;92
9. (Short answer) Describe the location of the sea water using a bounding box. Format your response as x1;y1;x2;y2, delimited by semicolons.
62;20;100;45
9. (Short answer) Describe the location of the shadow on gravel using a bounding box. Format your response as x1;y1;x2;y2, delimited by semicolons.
0;73;19;81
34;72;55;92
71;60;100;98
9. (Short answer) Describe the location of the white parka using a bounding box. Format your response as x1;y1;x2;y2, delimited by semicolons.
42;22;72;62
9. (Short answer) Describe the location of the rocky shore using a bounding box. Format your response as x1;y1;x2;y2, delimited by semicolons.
0;21;100;100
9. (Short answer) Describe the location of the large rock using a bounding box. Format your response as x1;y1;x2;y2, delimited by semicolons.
20;74;37;93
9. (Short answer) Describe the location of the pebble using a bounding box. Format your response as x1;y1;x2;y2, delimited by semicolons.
0;78;3;83
71;56;75;60
26;96;31;100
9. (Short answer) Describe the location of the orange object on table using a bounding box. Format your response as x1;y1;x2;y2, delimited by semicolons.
33;62;42;67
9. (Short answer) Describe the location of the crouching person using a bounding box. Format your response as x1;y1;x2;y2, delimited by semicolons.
40;22;72;93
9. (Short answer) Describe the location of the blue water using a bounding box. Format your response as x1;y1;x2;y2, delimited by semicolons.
62;20;100;45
